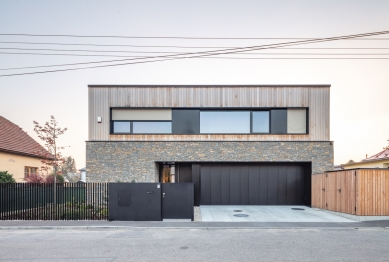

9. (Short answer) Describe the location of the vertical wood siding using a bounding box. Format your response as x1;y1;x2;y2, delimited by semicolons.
313;169;389;216
88;86;330;141
311;174;325;209
356;169;389;216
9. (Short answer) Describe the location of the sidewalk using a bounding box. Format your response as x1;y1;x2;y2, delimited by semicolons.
1;220;389;230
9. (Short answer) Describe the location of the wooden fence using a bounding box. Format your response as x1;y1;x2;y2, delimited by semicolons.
312;169;389;216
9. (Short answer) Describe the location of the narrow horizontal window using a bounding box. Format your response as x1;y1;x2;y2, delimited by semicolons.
113;121;131;133
252;111;269;133
287;109;307;134
133;122;172;134
200;111;250;133
112;109;172;120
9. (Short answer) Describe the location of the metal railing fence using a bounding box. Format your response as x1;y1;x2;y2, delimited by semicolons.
0;183;108;220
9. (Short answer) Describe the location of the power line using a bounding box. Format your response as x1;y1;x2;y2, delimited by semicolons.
1;33;389;40
1;57;388;70
1;41;389;49
2;47;389;55
1;30;389;77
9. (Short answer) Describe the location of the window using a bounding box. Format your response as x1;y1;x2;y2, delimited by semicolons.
113;122;131;133
200;111;250;133
252;111;270;133
111;109;172;134
287;109;307;134
24;167;38;178
133;122;171;134
110;108;308;135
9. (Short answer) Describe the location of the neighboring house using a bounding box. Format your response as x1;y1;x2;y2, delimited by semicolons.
340;148;389;169
87;85;333;206
0;116;51;182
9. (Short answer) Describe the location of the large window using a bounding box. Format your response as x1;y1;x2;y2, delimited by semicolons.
200;111;251;133
110;108;308;134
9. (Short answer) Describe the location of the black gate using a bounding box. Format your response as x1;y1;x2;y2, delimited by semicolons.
108;183;194;221
108;183;162;221
162;183;194;220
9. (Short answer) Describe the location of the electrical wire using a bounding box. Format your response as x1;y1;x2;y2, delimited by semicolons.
1;30;389;77
2;47;389;55
1;33;389;40
2;57;389;71
1;41;389;49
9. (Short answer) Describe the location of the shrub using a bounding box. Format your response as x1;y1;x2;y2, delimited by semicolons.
25;173;65;184
0;171;16;183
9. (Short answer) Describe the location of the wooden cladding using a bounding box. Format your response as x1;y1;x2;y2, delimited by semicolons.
312;169;389;216
89;86;330;141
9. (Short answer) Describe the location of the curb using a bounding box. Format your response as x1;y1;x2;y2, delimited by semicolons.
0;226;387;230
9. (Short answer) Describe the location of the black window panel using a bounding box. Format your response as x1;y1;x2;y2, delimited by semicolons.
172;109;200;134
270;109;287;134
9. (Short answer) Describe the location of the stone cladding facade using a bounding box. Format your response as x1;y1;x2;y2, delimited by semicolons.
86;141;333;182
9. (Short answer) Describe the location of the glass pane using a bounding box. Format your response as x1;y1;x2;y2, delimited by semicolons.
252;111;269;133
133;122;172;134
113;122;131;133
200;111;250;133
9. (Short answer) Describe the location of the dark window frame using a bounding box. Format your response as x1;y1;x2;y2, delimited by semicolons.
109;107;309;135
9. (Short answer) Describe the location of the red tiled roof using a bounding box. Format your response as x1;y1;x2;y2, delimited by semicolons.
363;148;389;161
0;116;50;158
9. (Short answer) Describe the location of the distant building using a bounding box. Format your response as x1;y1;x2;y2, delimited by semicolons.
341;148;389;169
0;116;51;182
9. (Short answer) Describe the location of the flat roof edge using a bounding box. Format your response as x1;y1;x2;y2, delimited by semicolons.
88;84;331;88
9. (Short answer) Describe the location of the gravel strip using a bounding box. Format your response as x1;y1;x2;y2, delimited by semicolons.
194;206;202;222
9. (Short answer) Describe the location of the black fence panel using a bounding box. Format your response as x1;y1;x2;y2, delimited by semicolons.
0;183;108;220
109;183;162;221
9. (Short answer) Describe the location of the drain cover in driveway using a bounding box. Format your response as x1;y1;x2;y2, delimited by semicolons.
233;210;242;212
291;208;305;210
234;214;249;217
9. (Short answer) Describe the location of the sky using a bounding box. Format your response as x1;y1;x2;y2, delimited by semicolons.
0;0;388;169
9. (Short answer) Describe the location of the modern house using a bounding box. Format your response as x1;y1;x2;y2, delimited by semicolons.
86;85;333;206
0;116;50;182
340;148;389;169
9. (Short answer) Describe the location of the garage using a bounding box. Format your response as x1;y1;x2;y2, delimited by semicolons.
199;163;311;206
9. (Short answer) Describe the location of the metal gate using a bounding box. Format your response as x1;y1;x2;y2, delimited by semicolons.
108;183;194;221
162;183;194;220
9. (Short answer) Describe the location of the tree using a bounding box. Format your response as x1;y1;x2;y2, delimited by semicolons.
33;116;67;207
61;156;77;174
0;171;16;183
33;115;67;176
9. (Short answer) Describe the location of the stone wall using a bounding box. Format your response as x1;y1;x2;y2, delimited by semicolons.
86;141;333;182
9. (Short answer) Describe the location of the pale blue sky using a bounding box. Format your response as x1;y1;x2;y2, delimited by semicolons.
1;0;388;168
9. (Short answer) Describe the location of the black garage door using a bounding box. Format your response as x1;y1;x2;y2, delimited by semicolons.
200;163;310;205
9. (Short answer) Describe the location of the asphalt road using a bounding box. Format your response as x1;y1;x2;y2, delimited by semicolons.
0;228;388;261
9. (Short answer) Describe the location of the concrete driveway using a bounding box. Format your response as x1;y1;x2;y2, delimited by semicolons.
200;206;355;222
